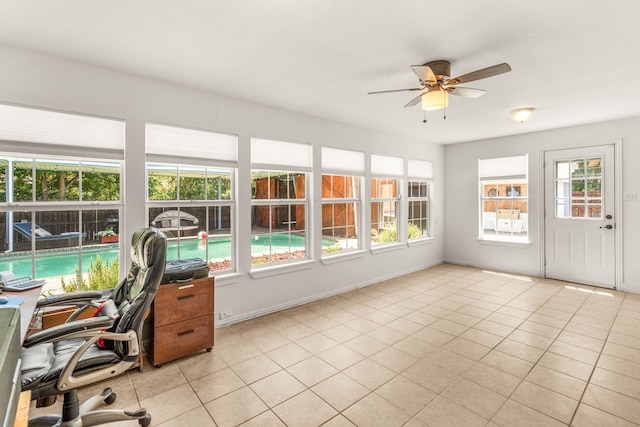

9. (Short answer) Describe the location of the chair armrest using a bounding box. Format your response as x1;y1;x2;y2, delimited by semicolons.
23;316;115;347
36;290;108;308
57;328;141;391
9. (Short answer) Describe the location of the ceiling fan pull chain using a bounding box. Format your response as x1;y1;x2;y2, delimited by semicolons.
443;91;447;120
423;110;427;124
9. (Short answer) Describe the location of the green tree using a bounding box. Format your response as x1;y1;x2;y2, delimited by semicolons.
9;161;120;202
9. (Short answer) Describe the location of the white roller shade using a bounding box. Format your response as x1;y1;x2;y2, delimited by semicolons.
408;159;434;179
251;137;312;171
371;154;403;177
322;147;365;175
0;103;124;150
146;123;237;165
479;155;528;180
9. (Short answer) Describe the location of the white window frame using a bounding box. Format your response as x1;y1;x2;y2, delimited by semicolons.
0;104;125;291
321;146;365;257
553;157;604;220
371;154;403;247
479;155;529;243
250;138;312;269
145;123;238;274
407;179;431;240
407;159;434;241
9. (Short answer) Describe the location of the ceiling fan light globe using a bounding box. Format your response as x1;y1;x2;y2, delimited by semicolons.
421;91;449;111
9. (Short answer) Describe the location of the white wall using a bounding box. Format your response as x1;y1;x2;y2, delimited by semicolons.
444;119;640;293
0;44;445;324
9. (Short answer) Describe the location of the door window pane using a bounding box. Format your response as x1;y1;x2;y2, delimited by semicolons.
556;161;570;179
571;160;584;178
555;156;604;219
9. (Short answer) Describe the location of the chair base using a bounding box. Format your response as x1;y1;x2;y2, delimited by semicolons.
29;388;151;427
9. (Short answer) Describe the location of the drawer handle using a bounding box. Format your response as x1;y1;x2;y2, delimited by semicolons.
178;329;195;337
177;294;195;301
178;284;194;290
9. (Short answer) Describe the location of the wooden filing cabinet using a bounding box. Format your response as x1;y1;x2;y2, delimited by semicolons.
145;276;214;366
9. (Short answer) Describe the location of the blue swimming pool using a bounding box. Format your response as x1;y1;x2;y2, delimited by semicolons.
0;234;324;279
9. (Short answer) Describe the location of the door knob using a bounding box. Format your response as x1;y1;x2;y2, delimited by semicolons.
600;224;613;229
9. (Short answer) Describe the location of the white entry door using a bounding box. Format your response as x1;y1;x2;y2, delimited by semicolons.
544;145;616;288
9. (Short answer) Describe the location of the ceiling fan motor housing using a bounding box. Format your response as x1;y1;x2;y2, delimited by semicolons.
424;60;451;82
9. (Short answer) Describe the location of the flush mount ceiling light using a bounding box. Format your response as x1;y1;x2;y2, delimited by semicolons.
421;90;449;111
511;107;535;123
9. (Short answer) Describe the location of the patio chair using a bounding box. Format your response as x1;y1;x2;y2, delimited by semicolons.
13;222;87;241
150;210;199;235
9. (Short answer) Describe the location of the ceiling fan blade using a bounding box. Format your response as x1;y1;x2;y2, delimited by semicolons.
449;86;486;98
450;63;511;85
368;87;424;95
404;93;423;108
410;65;437;84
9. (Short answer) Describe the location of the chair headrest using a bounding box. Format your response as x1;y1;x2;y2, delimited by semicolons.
130;227;167;269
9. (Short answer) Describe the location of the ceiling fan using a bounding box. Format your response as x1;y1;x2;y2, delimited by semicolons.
368;60;511;111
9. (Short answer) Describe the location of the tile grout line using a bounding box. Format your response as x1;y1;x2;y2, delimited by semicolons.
567;290;627;426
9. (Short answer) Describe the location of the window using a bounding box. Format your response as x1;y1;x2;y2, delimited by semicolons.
321;147;364;256
479;155;529;243
554;157;602;218
251;138;311;267
0;104;124;292
407;159;433;240
146;123;237;273
371;154;403;246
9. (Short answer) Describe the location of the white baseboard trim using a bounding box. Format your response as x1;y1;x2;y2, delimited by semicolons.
443;258;542;279
215;259;444;327
621;281;640;295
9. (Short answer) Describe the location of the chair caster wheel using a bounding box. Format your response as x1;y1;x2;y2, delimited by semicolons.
104;392;117;405
101;388;116;405
139;414;152;427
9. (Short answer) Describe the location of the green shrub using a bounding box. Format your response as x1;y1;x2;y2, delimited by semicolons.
61;255;119;293
324;244;343;253
372;222;397;243
371;221;423;243
408;222;424;239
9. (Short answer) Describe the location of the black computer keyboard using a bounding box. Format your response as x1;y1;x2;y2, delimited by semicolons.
0;277;46;292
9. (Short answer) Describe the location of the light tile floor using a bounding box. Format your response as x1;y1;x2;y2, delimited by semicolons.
30;264;640;426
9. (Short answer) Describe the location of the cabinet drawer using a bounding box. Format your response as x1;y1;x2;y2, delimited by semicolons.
154;278;213;327
153;313;214;366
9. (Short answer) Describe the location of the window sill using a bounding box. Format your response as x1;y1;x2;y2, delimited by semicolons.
212;272;242;287
370;242;404;254
477;238;531;248
249;259;315;279
321;250;366;265
407;237;434;247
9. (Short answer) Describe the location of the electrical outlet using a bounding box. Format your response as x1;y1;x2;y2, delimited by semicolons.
219;308;232;319
624;192;637;202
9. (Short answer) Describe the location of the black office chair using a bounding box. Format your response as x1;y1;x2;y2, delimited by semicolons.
20;227;167;427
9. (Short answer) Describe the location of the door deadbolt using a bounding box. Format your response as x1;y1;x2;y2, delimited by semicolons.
605;214;613;220
600;224;613;229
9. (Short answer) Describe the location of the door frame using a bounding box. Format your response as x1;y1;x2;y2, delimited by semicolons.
539;139;623;289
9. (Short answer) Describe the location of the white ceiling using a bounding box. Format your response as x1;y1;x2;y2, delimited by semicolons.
1;1;640;144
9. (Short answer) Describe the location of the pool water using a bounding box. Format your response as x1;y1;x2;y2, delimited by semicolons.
0;248;120;280
0;234;324;279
